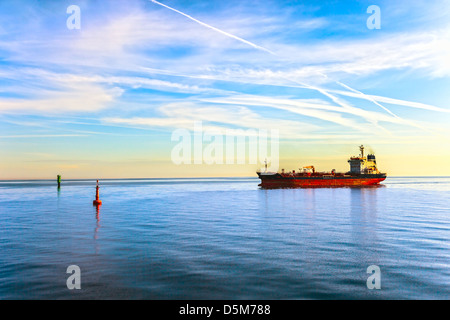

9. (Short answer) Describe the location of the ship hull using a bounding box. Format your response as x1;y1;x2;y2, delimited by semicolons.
258;173;386;188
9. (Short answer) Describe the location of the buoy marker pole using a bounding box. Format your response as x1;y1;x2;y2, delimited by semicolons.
57;175;61;188
93;179;102;206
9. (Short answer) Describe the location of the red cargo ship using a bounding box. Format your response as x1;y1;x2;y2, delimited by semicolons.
257;145;386;188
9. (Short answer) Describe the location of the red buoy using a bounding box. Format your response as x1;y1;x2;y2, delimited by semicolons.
93;180;102;206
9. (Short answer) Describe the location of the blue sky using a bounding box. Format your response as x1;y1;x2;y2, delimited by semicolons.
0;0;449;178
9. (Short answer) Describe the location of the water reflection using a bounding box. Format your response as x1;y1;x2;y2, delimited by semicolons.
350;187;381;268
94;205;100;241
56;186;61;210
260;184;386;190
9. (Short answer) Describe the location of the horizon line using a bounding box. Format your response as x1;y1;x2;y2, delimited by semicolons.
1;175;449;181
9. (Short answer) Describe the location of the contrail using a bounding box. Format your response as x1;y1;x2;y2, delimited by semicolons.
334;79;400;119
150;0;276;55
315;71;400;119
149;0;400;124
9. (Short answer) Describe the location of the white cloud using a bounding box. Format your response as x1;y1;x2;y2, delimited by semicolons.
330;90;450;113
0;84;122;114
103;101;319;138
202;95;410;133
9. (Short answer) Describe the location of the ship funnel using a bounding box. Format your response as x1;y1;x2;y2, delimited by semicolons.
367;154;376;164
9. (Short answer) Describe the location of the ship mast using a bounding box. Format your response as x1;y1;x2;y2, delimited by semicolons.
359;145;364;158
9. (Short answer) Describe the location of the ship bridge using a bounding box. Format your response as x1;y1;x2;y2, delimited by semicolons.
348;145;380;174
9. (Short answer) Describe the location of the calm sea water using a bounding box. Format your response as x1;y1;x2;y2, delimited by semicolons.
0;177;448;300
